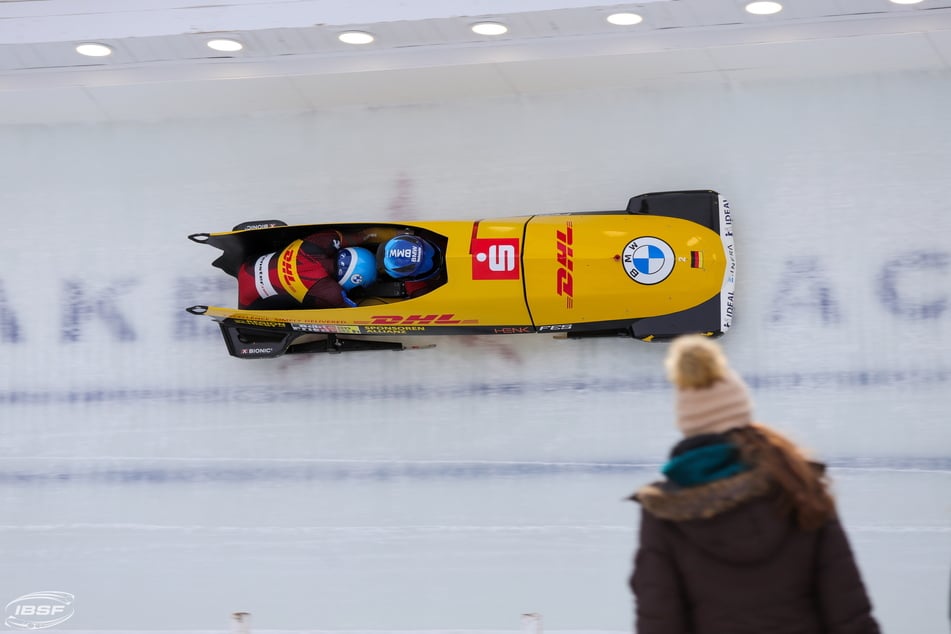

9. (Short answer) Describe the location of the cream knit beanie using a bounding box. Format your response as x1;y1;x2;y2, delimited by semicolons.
665;335;753;437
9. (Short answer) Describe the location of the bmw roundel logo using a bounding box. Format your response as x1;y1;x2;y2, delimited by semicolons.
622;237;675;285
350;273;364;285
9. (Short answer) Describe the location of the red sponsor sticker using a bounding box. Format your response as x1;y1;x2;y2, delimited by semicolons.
471;238;521;280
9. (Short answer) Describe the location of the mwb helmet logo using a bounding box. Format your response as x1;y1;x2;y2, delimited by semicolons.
5;592;75;630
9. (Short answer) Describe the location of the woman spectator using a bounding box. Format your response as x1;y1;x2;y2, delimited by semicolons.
629;335;880;634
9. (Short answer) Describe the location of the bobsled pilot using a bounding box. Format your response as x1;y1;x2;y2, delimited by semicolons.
238;228;403;310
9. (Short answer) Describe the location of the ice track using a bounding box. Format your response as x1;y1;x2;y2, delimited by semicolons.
1;72;950;632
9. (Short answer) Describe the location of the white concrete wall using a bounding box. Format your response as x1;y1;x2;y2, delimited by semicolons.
0;70;949;632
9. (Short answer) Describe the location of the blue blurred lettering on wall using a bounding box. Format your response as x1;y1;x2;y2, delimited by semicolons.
0;251;948;346
61;279;138;342
877;250;949;320
769;257;842;324
0;281;22;343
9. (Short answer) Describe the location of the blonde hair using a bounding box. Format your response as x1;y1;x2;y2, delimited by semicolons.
665;335;729;389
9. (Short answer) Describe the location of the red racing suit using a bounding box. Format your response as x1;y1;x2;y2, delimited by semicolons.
237;231;350;310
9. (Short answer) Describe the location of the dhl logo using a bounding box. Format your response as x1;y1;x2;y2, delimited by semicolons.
354;314;478;325
278;240;308;301
556;221;574;308
280;248;296;287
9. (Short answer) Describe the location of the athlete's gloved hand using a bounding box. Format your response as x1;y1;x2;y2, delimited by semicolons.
341;292;357;308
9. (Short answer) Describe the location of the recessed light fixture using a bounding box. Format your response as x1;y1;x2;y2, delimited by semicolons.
471;22;508;36
207;38;243;52
338;31;375;45
607;13;644;26
889;0;924;4
745;1;783;14
75;43;112;57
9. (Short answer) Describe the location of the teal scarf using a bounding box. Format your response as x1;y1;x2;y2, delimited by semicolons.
661;442;749;487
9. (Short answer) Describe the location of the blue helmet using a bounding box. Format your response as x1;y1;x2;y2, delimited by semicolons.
336;247;378;291
380;235;437;279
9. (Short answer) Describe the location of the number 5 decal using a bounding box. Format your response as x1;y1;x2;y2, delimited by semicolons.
488;244;516;271
472;238;521;280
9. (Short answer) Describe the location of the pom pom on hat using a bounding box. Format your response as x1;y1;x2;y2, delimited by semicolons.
666;335;753;437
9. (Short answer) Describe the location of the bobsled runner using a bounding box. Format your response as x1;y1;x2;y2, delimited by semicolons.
186;190;736;358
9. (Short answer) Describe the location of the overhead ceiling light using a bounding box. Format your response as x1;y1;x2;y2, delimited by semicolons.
338;31;374;45
75;43;112;57
606;13;644;26
889;0;924;4
471;22;508;36
207;38;243;52
745;1;783;14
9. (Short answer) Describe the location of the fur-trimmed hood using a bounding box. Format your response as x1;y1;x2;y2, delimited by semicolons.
632;466;772;521
631;466;792;564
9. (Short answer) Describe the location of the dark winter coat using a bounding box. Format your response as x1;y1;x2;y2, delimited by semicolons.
629;435;880;634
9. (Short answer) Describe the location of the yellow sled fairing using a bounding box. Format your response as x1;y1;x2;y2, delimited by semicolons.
522;214;726;327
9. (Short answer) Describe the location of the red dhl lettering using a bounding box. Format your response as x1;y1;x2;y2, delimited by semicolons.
367;314;462;325
556;222;574;307
281;248;296;286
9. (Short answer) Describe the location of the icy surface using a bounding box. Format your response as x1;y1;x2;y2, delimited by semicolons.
1;72;950;632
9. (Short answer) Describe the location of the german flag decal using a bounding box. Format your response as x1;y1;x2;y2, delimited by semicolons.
690;251;703;269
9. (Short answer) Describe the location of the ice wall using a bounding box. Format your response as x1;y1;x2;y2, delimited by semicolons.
1;71;949;632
